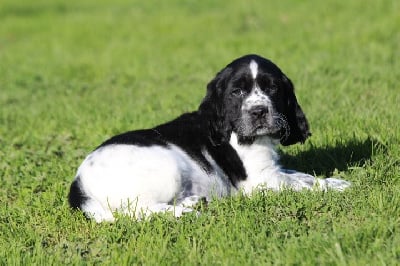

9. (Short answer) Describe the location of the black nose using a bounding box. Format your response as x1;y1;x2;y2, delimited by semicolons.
250;106;268;118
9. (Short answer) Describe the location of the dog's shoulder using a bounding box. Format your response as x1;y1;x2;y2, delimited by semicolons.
156;112;248;185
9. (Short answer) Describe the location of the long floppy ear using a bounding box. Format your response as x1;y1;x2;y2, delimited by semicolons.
280;74;311;146
198;68;233;145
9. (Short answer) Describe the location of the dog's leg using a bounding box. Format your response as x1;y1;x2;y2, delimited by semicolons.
141;196;203;219
322;177;352;191
279;169;351;191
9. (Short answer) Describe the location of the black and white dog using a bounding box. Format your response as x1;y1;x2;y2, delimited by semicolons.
69;54;350;222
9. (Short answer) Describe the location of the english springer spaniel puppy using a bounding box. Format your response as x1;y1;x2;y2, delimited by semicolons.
69;54;350;222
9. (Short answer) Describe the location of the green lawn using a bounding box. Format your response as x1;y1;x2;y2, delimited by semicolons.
1;0;399;264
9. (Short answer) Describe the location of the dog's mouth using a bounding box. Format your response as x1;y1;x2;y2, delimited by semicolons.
236;127;281;145
237;123;280;138
239;116;287;140
254;126;281;138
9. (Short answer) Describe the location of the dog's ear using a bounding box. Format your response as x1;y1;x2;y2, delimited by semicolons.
280;74;311;146
199;68;233;145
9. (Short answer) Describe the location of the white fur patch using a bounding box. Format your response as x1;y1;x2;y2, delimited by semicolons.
75;144;232;221
229;133;281;193
242;87;271;111
249;60;258;79
76;145;183;220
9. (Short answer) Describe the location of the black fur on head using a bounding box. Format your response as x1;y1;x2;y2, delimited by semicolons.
199;54;311;146
198;67;235;145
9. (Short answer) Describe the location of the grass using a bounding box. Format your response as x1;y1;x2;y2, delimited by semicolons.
0;0;399;264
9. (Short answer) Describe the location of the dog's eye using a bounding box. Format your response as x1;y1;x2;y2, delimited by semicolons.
269;85;278;94
259;85;278;95
231;88;246;97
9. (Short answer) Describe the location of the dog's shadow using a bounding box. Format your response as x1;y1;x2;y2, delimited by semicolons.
279;137;382;177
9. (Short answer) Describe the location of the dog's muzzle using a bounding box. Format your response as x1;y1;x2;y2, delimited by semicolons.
249;105;268;119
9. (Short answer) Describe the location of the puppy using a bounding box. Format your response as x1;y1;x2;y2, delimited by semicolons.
69;54;350;222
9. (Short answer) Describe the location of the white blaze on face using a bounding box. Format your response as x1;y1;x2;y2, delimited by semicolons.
249;60;258;80
242;60;271;111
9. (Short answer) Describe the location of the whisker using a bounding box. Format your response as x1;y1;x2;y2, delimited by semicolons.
273;113;290;142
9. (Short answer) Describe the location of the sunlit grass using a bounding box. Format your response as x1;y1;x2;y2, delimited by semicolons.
1;0;399;264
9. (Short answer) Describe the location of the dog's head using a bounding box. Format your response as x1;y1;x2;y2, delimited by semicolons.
199;54;311;146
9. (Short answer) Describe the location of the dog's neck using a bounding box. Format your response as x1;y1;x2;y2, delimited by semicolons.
229;133;280;177
229;133;281;193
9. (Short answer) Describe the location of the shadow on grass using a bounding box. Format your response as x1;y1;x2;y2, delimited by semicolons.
279;137;385;177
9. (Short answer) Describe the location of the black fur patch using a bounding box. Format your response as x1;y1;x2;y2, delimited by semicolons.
68;177;87;210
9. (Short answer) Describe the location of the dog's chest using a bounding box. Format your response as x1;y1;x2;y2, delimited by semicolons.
229;133;280;191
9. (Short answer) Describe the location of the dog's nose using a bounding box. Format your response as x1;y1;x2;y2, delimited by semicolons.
250;106;268;118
